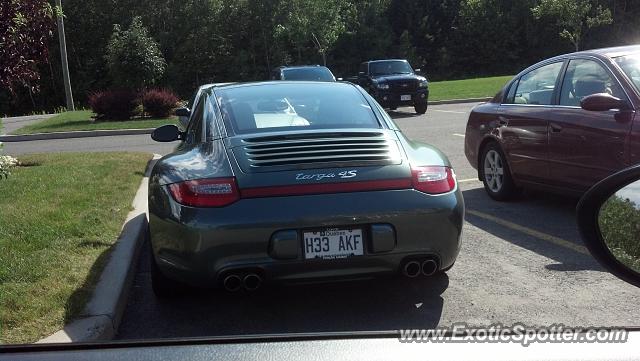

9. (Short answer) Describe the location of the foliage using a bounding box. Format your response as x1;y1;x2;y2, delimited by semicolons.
4;0;639;116
532;0;613;51
141;89;179;118
599;194;640;272
105;17;166;89
0;155;19;179
0;0;55;94
88;89;139;120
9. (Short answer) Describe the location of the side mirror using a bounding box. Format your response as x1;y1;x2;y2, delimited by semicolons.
175;107;190;117
580;93;628;111
577;164;640;288
151;124;183;142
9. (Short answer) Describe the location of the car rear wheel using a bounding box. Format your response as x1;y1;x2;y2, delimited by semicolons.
414;103;427;114
480;142;516;201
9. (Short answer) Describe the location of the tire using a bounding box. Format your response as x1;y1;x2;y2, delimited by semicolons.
480;142;517;201
414;102;427;114
149;234;185;297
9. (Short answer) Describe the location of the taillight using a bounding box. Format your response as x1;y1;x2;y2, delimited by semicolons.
168;178;240;207
411;166;456;194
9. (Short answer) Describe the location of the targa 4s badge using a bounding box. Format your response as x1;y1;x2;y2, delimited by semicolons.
296;170;357;181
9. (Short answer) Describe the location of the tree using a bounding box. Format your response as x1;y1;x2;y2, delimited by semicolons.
0;0;55;94
532;0;612;51
274;0;351;65
105;17;166;89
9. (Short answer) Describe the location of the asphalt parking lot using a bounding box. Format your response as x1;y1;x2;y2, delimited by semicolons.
7;103;640;338
108;102;640;340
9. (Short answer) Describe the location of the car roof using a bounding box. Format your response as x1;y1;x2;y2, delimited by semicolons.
275;65;327;70
572;44;640;58
365;59;409;63
203;81;357;92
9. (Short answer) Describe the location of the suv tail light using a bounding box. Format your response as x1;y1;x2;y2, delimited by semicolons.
168;178;240;207
411;166;456;194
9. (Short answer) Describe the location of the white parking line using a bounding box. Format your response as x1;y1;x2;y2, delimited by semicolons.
458;178;480;183
467;209;590;255
452;133;465;137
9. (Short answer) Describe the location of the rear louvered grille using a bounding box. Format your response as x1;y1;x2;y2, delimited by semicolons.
241;135;400;168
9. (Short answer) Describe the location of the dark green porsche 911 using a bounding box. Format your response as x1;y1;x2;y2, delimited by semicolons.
149;81;464;296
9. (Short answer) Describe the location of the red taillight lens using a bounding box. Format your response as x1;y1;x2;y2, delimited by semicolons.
411;166;456;194
168;178;240;207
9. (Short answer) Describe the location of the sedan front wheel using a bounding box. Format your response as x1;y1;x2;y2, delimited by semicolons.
481;143;516;201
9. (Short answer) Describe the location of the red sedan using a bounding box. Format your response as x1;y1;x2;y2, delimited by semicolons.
465;45;640;200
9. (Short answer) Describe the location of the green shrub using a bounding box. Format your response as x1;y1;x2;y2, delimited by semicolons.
105;17;166;90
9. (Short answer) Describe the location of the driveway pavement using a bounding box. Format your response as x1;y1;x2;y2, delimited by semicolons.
1;114;55;135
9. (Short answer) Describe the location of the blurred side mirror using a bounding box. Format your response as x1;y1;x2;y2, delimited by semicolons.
175;107;190;117
151;124;183;142
577;164;640;288
580;93;628;111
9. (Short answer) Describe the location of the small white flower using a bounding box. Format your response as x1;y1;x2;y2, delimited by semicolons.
0;154;18;179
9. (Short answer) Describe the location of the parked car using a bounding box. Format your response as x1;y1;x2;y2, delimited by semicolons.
464;45;640;200
271;65;336;81
149;81;463;296
353;59;429;114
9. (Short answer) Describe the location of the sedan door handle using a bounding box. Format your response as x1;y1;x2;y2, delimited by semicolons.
498;116;508;126
550;123;563;132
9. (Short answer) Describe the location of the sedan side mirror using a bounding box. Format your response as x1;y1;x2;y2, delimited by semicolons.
151;124;183;142
580;93;628;111
577;164;640;288
175;107;190;117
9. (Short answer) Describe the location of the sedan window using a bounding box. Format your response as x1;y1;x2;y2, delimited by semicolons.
511;61;563;105
559;59;625;107
615;54;640;92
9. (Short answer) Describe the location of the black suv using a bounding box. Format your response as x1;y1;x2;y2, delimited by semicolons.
271;65;336;81
354;59;428;114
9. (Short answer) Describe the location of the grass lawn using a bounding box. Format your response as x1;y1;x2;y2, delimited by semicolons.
0;152;151;343
429;75;513;101
12;110;178;135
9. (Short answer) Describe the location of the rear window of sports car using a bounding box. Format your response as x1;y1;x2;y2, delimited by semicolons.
214;83;381;134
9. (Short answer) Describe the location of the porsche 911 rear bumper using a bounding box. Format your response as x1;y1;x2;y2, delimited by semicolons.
149;185;464;288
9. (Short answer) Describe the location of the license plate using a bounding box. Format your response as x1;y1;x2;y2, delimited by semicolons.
303;228;364;260
401;94;411;101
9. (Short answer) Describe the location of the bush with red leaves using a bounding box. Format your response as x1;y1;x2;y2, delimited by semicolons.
0;0;55;94
141;89;179;118
88;89;139;120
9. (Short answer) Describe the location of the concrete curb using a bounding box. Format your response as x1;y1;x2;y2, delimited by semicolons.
429;97;491;105
0;128;153;142
37;154;160;344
